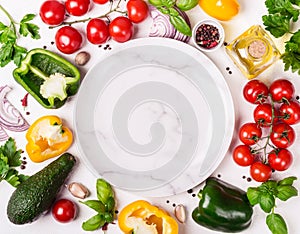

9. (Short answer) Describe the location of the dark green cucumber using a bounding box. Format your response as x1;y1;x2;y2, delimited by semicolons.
7;153;76;224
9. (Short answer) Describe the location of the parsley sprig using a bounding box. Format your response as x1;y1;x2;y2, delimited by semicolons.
247;176;298;234
262;0;300;75
0;4;40;67
0;137;28;187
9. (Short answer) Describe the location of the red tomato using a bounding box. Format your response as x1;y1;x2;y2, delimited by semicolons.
250;161;272;182
86;18;109;44
52;199;76;223
39;0;65;26
268;149;293;171
253;103;278;127
109;16;134;43
243;80;269;104
93;0;109;4
233;145;255;166
65;0;90;16
269;79;294;102
239;123;262;145
126;0;149;23
55;26;82;54
270;123;295;148
279;100;300;125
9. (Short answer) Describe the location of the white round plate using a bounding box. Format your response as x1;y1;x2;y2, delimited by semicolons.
74;38;235;197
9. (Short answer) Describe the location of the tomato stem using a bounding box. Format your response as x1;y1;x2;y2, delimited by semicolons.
49;0;125;29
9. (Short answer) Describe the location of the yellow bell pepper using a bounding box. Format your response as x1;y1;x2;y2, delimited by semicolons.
118;200;178;234
26;115;73;163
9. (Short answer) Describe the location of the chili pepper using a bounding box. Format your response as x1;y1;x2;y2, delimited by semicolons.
13;49;80;109
192;177;253;233
25;115;73;163
118;200;178;234
21;93;29;108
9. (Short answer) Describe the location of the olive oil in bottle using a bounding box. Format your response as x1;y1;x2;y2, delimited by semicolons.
225;25;280;79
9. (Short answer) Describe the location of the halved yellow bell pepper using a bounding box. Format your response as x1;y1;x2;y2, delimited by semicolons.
118;200;178;234
26;115;73;163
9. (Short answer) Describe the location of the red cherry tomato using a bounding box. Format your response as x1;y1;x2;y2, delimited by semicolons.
253;103;279;127
39;0;65;26
268;149;293;171
86;18;109;44
270;123;295;148
233;145;255;166
126;0;149;23
243;80;269;104
55;26;82;54
65;0;90;16
52;199;76;223
279;100;300;125
239;123;262;145
93;0;109;4
109;16;134;43
250;161;272;182
269;79;294;102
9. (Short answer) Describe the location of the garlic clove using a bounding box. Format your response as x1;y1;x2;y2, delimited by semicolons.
174;204;186;223
67;182;90;199
75;51;90;66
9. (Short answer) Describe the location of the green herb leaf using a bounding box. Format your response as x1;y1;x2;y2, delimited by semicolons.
259;193;275;213
82;214;106;231
0;22;7;31
266;213;288;234
19;22;40;39
276;185;298;201
105;196;115;212
0;26;16;43
161;0;176;7
149;0;163;7
13;44;27;66
291;0;300;5
80;200;106;213
168;7;179;16
96;178;114;205
1;138;22;167
169;15;192;36
265;0;299;21
278;176;297;186
176;0;198;11
20;14;36;23
262;14;291;37
247;187;261;205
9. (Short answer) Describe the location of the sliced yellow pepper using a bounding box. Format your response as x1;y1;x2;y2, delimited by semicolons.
118;200;178;234
26;115;73;163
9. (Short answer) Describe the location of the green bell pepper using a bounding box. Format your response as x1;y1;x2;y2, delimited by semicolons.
192;177;253;233
13;48;80;109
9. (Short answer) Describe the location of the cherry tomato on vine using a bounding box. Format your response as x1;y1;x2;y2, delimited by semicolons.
270;123;295;148
253;103;278;127
279;100;300;125
93;0;109;4
86;18;109;44
65;0;90;16
39;0;65;26
126;0;149;23
55;26;82;54
250;161;272;182
269;79;294;102
243;80;269;104
233;145;255;166
268;149;293;171
239;122;262;145
52;199;76;223
109;16;134;43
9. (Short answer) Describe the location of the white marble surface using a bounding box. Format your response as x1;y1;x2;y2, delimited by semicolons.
0;1;300;234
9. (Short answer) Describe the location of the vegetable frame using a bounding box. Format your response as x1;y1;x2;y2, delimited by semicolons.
13;49;80;109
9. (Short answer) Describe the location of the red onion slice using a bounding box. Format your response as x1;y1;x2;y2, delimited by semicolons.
0;86;29;133
149;5;191;43
0;125;9;141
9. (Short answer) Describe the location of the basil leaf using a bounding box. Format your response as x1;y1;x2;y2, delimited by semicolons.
176;0;198;11
82;214;106;231
259;193;275;213
80;200;106;213
276;185;298;201
158;6;170;14
247;187;261;205
96;178;114;204
278;176;297;186
105;196;115;212
161;0;176;7
266;213;288;234
169;15;191;36
104;212;114;223
149;0;163;6
169;7;179;16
